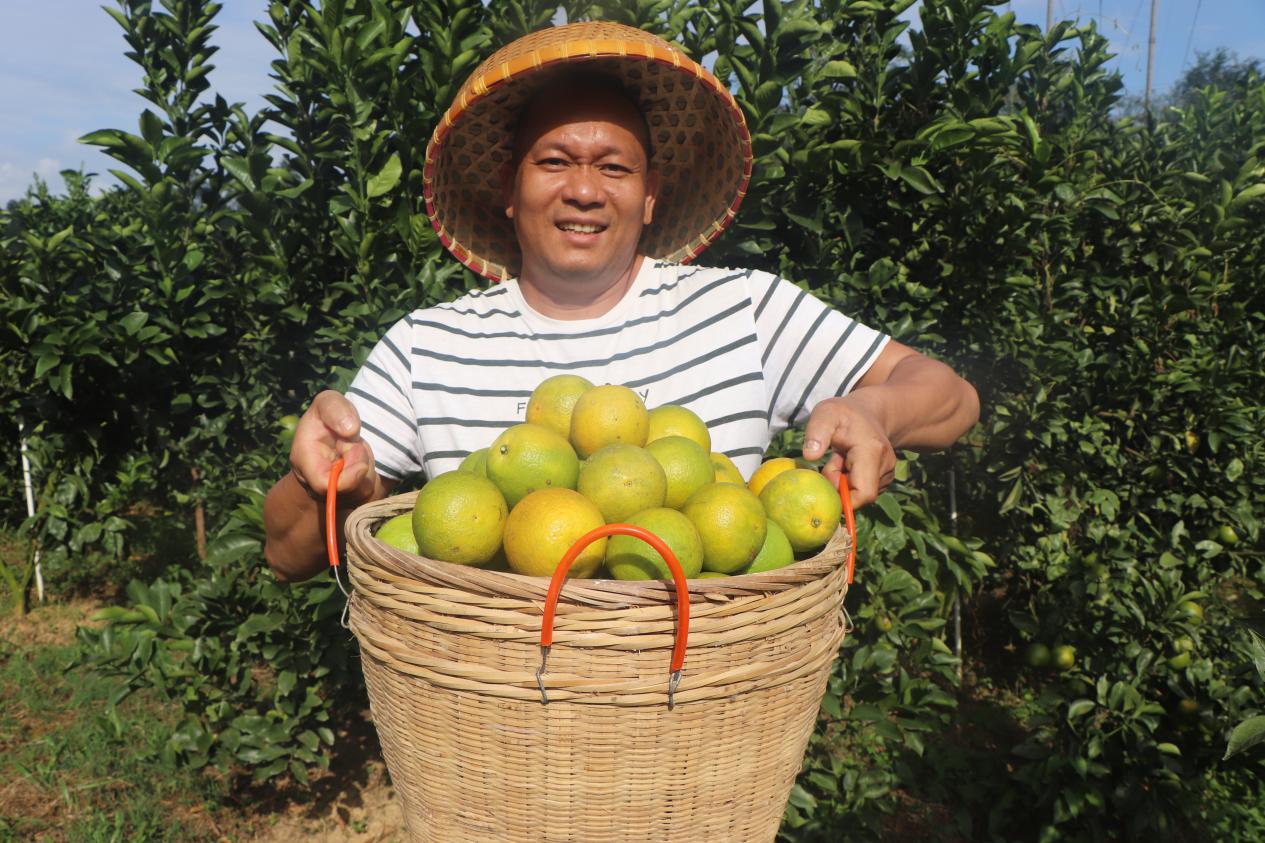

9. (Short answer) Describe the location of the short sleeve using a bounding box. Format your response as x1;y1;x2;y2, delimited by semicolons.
345;318;423;481
747;271;890;434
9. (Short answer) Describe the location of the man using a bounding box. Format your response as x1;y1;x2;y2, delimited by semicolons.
264;24;979;582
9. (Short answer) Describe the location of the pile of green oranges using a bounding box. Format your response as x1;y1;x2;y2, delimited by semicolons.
373;375;842;580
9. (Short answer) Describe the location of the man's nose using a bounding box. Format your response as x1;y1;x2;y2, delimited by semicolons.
562;165;603;207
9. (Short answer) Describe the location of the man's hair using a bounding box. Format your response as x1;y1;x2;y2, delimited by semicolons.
510;71;654;166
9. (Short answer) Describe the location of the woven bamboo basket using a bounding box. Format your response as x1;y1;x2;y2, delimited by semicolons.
343;492;852;843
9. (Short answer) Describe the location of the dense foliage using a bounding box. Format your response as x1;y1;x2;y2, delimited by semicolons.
2;0;1263;838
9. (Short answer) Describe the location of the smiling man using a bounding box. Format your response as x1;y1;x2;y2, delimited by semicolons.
263;23;979;583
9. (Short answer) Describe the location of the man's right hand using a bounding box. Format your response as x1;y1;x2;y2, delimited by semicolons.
289;390;380;506
265;390;391;582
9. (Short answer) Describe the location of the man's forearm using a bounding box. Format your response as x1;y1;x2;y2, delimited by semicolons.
263;471;331;583
845;354;979;450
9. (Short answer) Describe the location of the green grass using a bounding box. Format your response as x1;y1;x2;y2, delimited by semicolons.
0;602;242;842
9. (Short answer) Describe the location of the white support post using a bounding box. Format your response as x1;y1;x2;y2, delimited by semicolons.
18;419;44;603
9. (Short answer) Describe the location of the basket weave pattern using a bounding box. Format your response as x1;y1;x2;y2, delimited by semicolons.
345;493;851;842
422;22;753;282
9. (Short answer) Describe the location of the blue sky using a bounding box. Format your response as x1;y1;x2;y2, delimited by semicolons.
2;1;1263;204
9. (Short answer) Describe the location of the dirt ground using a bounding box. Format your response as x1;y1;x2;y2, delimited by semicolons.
0;595;407;842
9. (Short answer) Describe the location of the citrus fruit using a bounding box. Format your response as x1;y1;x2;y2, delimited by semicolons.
576;443;667;523
1178;698;1201;717
1178;600;1204;624
1218;524;1239;545
412;471;508;566
645;435;714;509
485;423;580;508
875;613;895;632
1053;644;1077;671
697;571;729;579
459;447;488;475
681;483;767;574
375;513;418;555
1174;635;1195;654
605;507;704;580
646;405;711;451
758;469;842;555
569;384;649;457
742;519;795;574
481;546;513;572
503;488;606;578
711;452;745;485
747;457;797;498
1167;651;1192;670
526;374;594;439
1023;643;1052;669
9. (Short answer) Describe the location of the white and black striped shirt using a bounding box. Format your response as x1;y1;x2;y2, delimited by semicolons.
346;259;889;482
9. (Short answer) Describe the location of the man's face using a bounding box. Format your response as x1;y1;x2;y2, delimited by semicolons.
505;88;658;289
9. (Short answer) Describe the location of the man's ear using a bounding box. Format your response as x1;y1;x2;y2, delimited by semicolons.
643;168;660;225
500;162;516;219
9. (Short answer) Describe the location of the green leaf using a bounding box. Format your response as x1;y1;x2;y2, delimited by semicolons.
121;312;149;335
35;352;60;379
897;165;942;195
1225;717;1265;760
366;153;402;198
820;60;857;79
222;156;256;191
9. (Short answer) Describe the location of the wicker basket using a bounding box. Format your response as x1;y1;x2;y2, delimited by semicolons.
344;492;852;843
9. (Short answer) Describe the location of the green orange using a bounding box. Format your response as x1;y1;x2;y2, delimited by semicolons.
646;405;711;451
375;513;419;555
759;469;842;555
645;435;714;509
503;488;606;578
742;519;795;574
576;443;667;523
569;384;649;457
681;482;767;574
485;423;579;508
711;452;745;485
605;507;704;580
526;374;594;439
459;447;488;476
412;471;508;565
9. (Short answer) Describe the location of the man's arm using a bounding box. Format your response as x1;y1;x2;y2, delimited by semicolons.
802;340;979;506
263;390;395;583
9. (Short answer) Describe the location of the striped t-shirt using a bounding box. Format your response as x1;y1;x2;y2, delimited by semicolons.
346;259;889;483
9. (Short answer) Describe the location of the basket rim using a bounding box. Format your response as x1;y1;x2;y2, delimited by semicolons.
344;490;851;609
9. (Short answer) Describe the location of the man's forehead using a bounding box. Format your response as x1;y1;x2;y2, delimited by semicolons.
512;74;652;161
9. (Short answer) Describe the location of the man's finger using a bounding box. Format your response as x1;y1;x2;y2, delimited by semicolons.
844;444;883;508
312;390;360;438
802;401;847;462
821;451;846;489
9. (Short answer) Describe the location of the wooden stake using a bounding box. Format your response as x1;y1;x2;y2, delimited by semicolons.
192;467;207;560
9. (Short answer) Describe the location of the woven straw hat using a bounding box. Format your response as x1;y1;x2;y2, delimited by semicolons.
423;22;753;282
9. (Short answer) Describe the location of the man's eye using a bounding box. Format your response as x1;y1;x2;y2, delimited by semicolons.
600;163;631;174
539;157;568;168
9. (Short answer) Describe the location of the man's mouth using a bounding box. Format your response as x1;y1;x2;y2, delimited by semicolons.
556;222;607;234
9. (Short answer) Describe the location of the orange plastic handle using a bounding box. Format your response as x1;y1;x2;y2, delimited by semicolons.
837;470;857;584
326;458;344;568
541;523;690;675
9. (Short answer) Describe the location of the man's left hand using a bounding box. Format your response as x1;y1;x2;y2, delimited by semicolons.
802;396;896;508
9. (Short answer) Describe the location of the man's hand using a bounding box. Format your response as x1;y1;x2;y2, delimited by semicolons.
264;390;391;583
798;341;980;508
289;390;380;506
802;397;896;508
